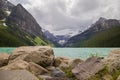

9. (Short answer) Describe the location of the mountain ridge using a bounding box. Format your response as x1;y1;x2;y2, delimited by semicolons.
64;17;120;47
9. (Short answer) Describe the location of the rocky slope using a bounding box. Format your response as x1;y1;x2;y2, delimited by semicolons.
65;17;120;47
0;0;53;47
0;46;120;80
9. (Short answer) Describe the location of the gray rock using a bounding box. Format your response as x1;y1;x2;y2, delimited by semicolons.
72;57;104;80
9;46;54;67
52;68;66;77
0;70;39;80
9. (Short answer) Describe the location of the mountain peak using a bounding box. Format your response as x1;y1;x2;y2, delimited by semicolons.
16;4;23;8
98;17;106;22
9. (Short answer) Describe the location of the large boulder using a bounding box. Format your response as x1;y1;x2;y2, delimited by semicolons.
9;46;54;67
0;70;39;80
0;60;49;75
72;57;104;80
0;53;9;67
103;49;120;73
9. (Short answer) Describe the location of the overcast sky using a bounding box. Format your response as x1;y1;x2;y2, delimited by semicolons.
9;0;120;35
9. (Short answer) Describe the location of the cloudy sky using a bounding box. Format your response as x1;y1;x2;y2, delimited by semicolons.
9;0;120;35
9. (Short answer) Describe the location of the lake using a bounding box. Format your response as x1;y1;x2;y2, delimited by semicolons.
0;48;118;60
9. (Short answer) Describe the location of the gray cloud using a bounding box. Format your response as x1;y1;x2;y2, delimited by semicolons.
9;0;120;35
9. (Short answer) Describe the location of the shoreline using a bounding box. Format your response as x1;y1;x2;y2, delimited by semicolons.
0;46;120;80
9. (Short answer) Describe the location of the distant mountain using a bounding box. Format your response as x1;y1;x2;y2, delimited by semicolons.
64;17;120;47
0;0;53;47
43;30;60;47
55;35;70;46
43;29;70;47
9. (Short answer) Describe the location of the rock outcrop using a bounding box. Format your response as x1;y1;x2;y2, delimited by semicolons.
0;70;39;80
72;57;104;80
9;46;54;67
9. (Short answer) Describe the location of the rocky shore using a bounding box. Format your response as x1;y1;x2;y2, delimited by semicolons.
0;46;120;80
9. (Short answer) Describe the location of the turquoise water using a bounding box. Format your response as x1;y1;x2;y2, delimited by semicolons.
0;48;118;60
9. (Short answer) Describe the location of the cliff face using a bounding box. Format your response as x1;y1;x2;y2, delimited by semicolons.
0;0;8;19
6;4;44;38
0;0;7;10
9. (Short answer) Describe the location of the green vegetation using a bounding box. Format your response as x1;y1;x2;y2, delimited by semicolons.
73;26;120;47
89;53;99;57
62;67;76;80
0;20;52;47
34;37;47;45
0;21;27;47
26;36;48;46
112;69;120;80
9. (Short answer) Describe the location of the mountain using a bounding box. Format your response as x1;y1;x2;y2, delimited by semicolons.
55;35;70;46
43;29;71;47
64;17;120;47
43;30;61;47
0;0;53;47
